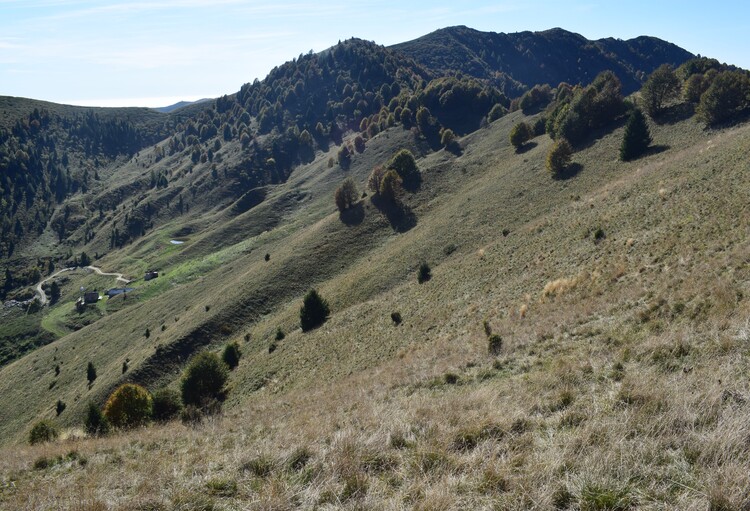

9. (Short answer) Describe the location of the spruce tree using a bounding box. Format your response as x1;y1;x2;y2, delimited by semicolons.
620;109;652;161
300;289;330;332
86;361;97;385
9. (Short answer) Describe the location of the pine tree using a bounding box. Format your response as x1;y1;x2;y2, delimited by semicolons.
300;289;330;332
620;109;652;161
85;402;110;436
87;361;97;385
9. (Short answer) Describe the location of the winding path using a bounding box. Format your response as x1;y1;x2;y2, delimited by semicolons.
84;265;131;285
33;265;131;306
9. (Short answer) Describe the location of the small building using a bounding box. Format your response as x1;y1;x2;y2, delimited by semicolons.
144;270;159;281
83;291;99;304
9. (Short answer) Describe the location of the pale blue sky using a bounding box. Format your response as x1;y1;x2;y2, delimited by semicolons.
1;0;747;107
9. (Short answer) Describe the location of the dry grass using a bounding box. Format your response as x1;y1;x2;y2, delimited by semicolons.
3;111;750;509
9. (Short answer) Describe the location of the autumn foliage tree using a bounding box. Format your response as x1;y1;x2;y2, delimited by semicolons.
546;139;573;177
368;166;386;195
334;178;359;212
379;170;403;203
509;122;533;151
103;383;153;429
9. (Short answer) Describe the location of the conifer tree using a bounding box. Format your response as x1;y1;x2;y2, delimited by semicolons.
620;109;652;161
86;361;97;386
300;289;330;332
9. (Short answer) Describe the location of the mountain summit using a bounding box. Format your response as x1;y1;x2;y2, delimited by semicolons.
392;26;694;95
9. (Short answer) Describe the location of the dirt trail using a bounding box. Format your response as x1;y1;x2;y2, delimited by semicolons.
33;265;130;305
85;265;131;284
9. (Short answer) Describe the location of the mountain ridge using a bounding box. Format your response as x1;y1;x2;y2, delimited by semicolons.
391;25;694;95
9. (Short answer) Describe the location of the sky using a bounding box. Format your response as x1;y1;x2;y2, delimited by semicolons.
1;0;748;108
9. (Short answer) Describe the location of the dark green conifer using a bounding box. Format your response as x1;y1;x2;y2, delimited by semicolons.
620;109;652;161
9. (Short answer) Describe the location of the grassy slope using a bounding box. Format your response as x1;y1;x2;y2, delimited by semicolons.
2;111;750;509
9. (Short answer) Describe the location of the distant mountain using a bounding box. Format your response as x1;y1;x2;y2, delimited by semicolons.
153;98;212;113
391;26;694;95
0;27;700;306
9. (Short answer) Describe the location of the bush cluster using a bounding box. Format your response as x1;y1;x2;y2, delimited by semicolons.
29;420;58;445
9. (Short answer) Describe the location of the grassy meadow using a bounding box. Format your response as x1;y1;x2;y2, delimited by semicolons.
1;105;750;510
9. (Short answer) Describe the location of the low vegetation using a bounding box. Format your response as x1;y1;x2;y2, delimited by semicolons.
3;25;750;511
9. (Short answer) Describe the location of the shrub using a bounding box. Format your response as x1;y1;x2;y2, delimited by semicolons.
417;261;432;283
509;122;532;150
300;289;330;332
103;383;153;429
275;327;285;341
29;420;58;445
152;388;183;422
85;402;110;436
180;404;204;425
488;335;503;355
222;341;241;370
56;399;66;416
641;64;681;117
620;108;652;161
334;178;359;213
546;139;573;177
181;351;229;407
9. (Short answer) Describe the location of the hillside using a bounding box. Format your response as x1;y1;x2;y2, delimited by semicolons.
2;25;750;510
2;94;750;509
392;26;694;95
